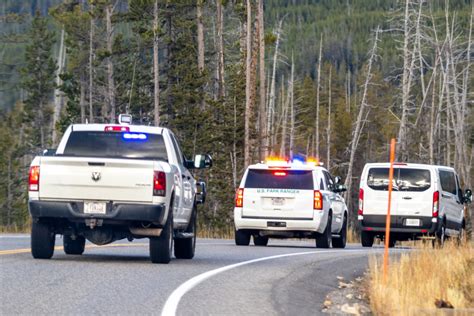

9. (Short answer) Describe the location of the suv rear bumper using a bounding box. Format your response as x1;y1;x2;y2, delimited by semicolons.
359;214;437;234
234;208;325;233
29;200;166;225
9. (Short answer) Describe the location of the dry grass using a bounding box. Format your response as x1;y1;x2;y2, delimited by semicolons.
368;241;474;315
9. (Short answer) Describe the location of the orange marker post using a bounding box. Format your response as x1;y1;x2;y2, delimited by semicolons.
383;138;396;283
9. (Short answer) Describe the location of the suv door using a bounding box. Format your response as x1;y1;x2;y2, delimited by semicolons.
322;170;344;233
438;169;461;232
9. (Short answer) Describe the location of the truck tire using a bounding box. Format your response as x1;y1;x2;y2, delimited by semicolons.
253;235;269;246
63;235;85;255
174;207;197;259
361;231;374;247
316;214;332;248
31;221;55;259
150;206;173;264
332;215;347;248
235;229;250;246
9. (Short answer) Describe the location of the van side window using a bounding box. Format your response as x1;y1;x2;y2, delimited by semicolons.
455;174;463;202
439;170;457;195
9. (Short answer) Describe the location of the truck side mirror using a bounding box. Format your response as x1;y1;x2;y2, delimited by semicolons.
334;176;342;184
335;184;347;193
196;181;207;204
464;189;472;204
194;154;213;169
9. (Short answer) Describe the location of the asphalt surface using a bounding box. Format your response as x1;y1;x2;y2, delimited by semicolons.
0;234;403;315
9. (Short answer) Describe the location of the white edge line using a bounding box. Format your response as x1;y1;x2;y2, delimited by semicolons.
161;249;373;316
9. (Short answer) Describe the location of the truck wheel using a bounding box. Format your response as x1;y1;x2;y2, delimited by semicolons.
332;216;347;249
174;207;197;259
361;231;374;247
253;235;269;246
316;214;332;248
235;229;250;246
63;235;85;255
31;221;55;259
150;206;173;264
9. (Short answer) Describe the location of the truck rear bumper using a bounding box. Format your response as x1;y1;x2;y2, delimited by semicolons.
359;214;437;234
29;200;166;225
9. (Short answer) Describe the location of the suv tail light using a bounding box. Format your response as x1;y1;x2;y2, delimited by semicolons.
235;188;244;207
432;191;439;218
29;166;40;191
153;171;166;196
358;188;364;215
314;190;323;210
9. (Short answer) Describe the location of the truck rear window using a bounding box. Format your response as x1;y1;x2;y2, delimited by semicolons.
62;131;168;161
245;169;313;190
367;168;431;192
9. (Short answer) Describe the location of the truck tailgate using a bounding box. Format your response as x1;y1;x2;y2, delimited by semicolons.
39;157;155;202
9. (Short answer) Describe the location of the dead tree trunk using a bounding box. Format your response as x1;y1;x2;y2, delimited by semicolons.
105;3;116;122
216;0;225;99
244;0;252;167
153;0;160;126
326;65;332;170
197;0;205;73
315;34;322;158
289;55;295;160
89;3;94;123
52;28;66;146
257;0;266;160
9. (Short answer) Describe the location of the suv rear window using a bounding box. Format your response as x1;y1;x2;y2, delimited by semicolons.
62;131;168;161
245;169;313;190
367;168;431;192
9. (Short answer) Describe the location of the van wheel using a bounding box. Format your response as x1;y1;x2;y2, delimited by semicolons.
174;206;197;259
235;229;250;246
361;231;374;247
253;235;269;246
434;222;446;248
63;235;85;255
316;214;332;248
332;216;347;249
31;221;55;259
150;207;173;264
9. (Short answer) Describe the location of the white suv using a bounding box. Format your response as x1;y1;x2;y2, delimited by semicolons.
358;163;471;246
234;159;349;248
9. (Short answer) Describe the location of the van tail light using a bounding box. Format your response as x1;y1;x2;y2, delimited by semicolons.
29;166;40;191
235;188;244;207
432;191;439;218
314;190;323;210
153;171;166;196
358;188;364;215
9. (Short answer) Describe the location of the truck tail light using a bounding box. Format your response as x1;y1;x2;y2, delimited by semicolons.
153;171;166;196
358;188;364;215
432;191;439;218
235;188;244;207
314;190;323;210
29;166;40;191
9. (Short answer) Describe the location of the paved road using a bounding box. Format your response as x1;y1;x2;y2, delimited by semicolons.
0;235;402;315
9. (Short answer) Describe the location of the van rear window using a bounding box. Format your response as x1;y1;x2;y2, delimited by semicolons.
245;169;313;190
367;168;431;192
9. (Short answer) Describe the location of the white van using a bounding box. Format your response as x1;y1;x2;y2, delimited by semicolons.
234;159;349;248
358;163;469;246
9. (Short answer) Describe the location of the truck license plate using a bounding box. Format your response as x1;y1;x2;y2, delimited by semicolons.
405;219;420;226
272;198;284;206
84;201;107;214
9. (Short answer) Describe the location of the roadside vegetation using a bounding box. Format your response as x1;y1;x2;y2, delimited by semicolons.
369;242;474;315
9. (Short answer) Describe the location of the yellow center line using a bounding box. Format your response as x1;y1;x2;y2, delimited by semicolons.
0;243;147;256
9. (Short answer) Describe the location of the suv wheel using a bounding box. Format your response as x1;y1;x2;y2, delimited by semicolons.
63;235;85;255
316;214;332;248
361;231;374;247
235;229;250;246
31;221;55;259
253;235;269;246
150;206;173;264
332;215;347;248
174;206;197;259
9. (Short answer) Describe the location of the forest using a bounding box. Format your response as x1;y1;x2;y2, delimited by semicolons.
0;0;472;237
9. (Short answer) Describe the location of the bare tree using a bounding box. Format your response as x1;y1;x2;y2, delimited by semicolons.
52;28;66;146
326;64;332;170
153;0;160;126
216;0;225;99
244;0;252;167
89;2;94;123
105;2;117;122
257;0;266;160
344;27;380;206
315;34;322;157
288;54;295;159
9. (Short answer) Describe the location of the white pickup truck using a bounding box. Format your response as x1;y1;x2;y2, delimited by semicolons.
28;115;211;263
